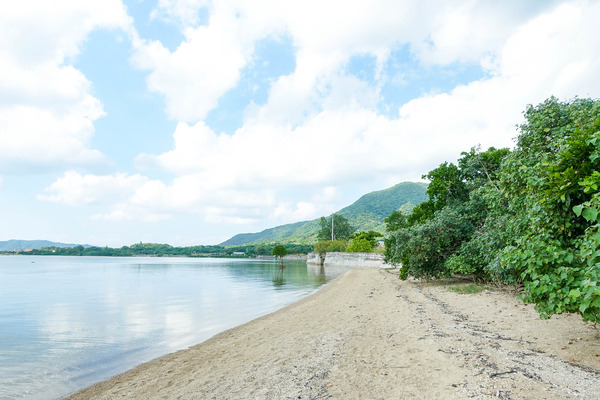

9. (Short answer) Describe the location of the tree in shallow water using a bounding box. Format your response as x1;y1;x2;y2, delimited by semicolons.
272;244;287;269
272;244;287;259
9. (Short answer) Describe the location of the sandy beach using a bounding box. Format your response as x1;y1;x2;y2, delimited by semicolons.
68;268;600;400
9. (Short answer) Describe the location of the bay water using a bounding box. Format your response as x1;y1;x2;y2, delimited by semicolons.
0;256;340;400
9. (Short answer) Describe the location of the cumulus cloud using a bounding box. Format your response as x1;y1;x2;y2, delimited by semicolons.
131;0;423;123
130;0;560;125
40;0;600;231
151;0;211;27
132;1;275;122
0;0;134;174
0;102;107;173
413;1;559;66
38;171;151;206
38;171;172;222
38;170;305;226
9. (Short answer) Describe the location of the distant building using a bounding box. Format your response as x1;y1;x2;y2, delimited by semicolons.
233;252;245;256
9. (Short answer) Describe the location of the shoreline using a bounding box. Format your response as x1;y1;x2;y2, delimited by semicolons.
68;268;600;399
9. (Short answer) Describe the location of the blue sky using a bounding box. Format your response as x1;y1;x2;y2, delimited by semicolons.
1;0;600;247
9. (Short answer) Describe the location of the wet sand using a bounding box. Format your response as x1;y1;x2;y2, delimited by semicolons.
68;268;600;399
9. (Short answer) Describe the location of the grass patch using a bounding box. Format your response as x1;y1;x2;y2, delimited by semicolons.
447;283;488;294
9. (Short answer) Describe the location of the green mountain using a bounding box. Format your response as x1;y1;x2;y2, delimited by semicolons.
0;239;91;251
221;182;428;246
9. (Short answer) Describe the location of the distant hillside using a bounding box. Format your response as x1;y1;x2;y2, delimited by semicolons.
0;240;91;251
221;182;428;246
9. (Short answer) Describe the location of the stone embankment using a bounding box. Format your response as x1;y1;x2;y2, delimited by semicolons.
306;251;386;268
281;254;308;261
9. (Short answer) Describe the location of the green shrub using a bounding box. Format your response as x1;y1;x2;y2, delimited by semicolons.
385;97;600;323
314;240;348;254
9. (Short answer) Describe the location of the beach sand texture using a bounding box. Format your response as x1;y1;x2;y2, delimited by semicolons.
68;268;600;399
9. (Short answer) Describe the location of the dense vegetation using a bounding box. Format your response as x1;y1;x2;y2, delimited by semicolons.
3;242;313;257
313;214;382;254
385;97;600;323
313;213;355;254
316;214;355;241
221;182;427;246
345;230;382;253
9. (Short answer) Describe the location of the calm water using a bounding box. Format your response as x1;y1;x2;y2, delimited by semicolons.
0;256;340;400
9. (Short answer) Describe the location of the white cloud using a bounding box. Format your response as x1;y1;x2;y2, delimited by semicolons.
497;1;600;99
0;1;132;64
39;171;175;222
136;2;600;219
0;0;135;174
38;171;151;206
0;103;107;173
39;1;600;235
271;202;317;222
132;0;275;122
137;106;406;187
131;0;424;124
151;0;211;27
413;1;557;66
133;1;558;125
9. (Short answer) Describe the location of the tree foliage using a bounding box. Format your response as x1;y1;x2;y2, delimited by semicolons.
11;242;314;257
386;146;507;279
317;214;355;241
500;97;600;322
272;245;287;259
385;97;600;323
314;239;349;254
346;230;382;253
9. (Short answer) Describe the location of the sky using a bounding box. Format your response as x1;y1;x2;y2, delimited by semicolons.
1;0;600;247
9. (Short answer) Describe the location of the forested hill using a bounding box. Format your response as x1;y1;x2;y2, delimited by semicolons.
220;182;428;246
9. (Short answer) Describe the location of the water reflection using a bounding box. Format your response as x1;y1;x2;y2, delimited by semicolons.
271;268;286;287
0;256;345;400
307;262;347;280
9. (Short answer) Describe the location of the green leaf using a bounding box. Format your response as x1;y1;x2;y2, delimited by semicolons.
573;204;583;217
579;299;591;314
582;207;598;222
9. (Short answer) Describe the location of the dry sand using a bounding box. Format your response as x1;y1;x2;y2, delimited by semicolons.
68;268;600;400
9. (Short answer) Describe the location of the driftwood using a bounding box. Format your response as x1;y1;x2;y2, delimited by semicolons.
489;369;517;378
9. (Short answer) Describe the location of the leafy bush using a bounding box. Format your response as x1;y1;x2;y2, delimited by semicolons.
345;238;374;252
385;97;600;322
314;240;349;254
503;98;600;322
346;230;382;253
386;148;507;280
